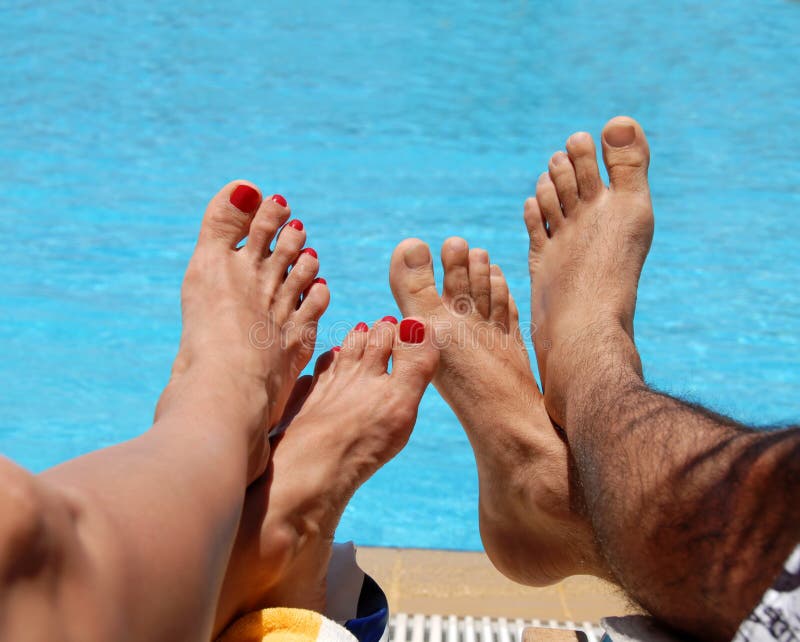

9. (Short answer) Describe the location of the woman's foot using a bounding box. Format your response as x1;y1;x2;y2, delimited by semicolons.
214;317;439;633
389;239;611;586
525;116;653;427
156;181;329;482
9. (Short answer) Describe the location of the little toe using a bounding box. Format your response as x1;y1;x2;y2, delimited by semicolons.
524;197;549;249
312;350;336;380
536;173;564;234
389;239;445;318
390;318;440;399
489;264;510;329
441;237;473;315
339;322;370;363
548;152;579;215
245;194;291;258
361;320;395;375
601;116;651;194
199;181;262;249
566;132;603;201
468;248;492;319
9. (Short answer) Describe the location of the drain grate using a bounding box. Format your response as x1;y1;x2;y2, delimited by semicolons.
385;614;604;642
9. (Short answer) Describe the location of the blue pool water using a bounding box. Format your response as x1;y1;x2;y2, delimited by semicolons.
1;1;799;550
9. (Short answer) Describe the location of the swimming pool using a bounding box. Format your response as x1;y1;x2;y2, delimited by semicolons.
1;1;799;550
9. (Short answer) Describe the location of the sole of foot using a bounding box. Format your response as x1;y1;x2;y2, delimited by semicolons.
155;181;330;482
390;238;611;586
215;316;439;630
525;116;654;428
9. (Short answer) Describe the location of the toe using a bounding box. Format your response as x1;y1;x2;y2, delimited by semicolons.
264;219;307;291
389;239;444;318
524;197;548;249
548;152;579;215
601;116;650;193
361;321;395;374
312;350;335;380
277;249;319;317
245;194;291;258
390;318;440;395
199;181;262;249
292;277;329;333
566;132;603;201
536;173;563;233
488;264;510;329
441;237;473;315
468;248;492;320
340;322;370;363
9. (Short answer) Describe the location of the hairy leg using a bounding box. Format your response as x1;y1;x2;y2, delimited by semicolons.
526;117;800;639
389;238;612;585
0;183;328;642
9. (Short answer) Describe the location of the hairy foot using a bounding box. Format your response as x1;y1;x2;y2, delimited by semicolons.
214;317;439;633
390;239;611;586
526;116;654;427
156;182;329;482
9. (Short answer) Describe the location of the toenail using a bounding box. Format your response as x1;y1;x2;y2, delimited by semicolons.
403;244;431;269
447;238;468;252
567;132;591;146
271;194;288;207
354;322;369;332
301;247;318;259
537;172;551;185
399;318;425;344
313;277;327;285
381;315;399;324
230;184;261;213
605;123;636;147
332;346;341;353
287;219;303;231
551;152;568;165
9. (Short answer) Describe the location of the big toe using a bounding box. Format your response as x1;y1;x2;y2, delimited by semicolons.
390;318;440;402
389;239;444;318
199;180;262;249
601;116;650;194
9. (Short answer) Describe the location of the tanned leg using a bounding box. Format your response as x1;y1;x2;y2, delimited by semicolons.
0;183;329;642
214;317;439;636
526;116;800;640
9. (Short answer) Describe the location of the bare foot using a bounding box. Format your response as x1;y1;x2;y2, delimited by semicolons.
389;239;611;586
525;116;653;428
214;317;439;633
155;181;329;482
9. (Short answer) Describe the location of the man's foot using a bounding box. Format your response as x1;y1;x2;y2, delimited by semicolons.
214;317;439;633
156;181;329;482
389;239;611;586
525;116;653;427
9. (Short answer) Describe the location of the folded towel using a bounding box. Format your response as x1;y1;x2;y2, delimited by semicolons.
217;607;356;642
217;542;388;642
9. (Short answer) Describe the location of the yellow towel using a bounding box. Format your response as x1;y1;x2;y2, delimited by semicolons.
217;607;357;642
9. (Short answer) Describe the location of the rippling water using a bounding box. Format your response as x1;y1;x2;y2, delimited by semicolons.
1;1;799;549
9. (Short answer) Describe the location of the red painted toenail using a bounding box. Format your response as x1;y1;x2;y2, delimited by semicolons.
301;247;318;259
399;318;425;344
332;346;341;353
354;322;369;332
272;194;288;207
313;277;327;285
287;219;303;231
381;315;399;324
230;185;260;213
